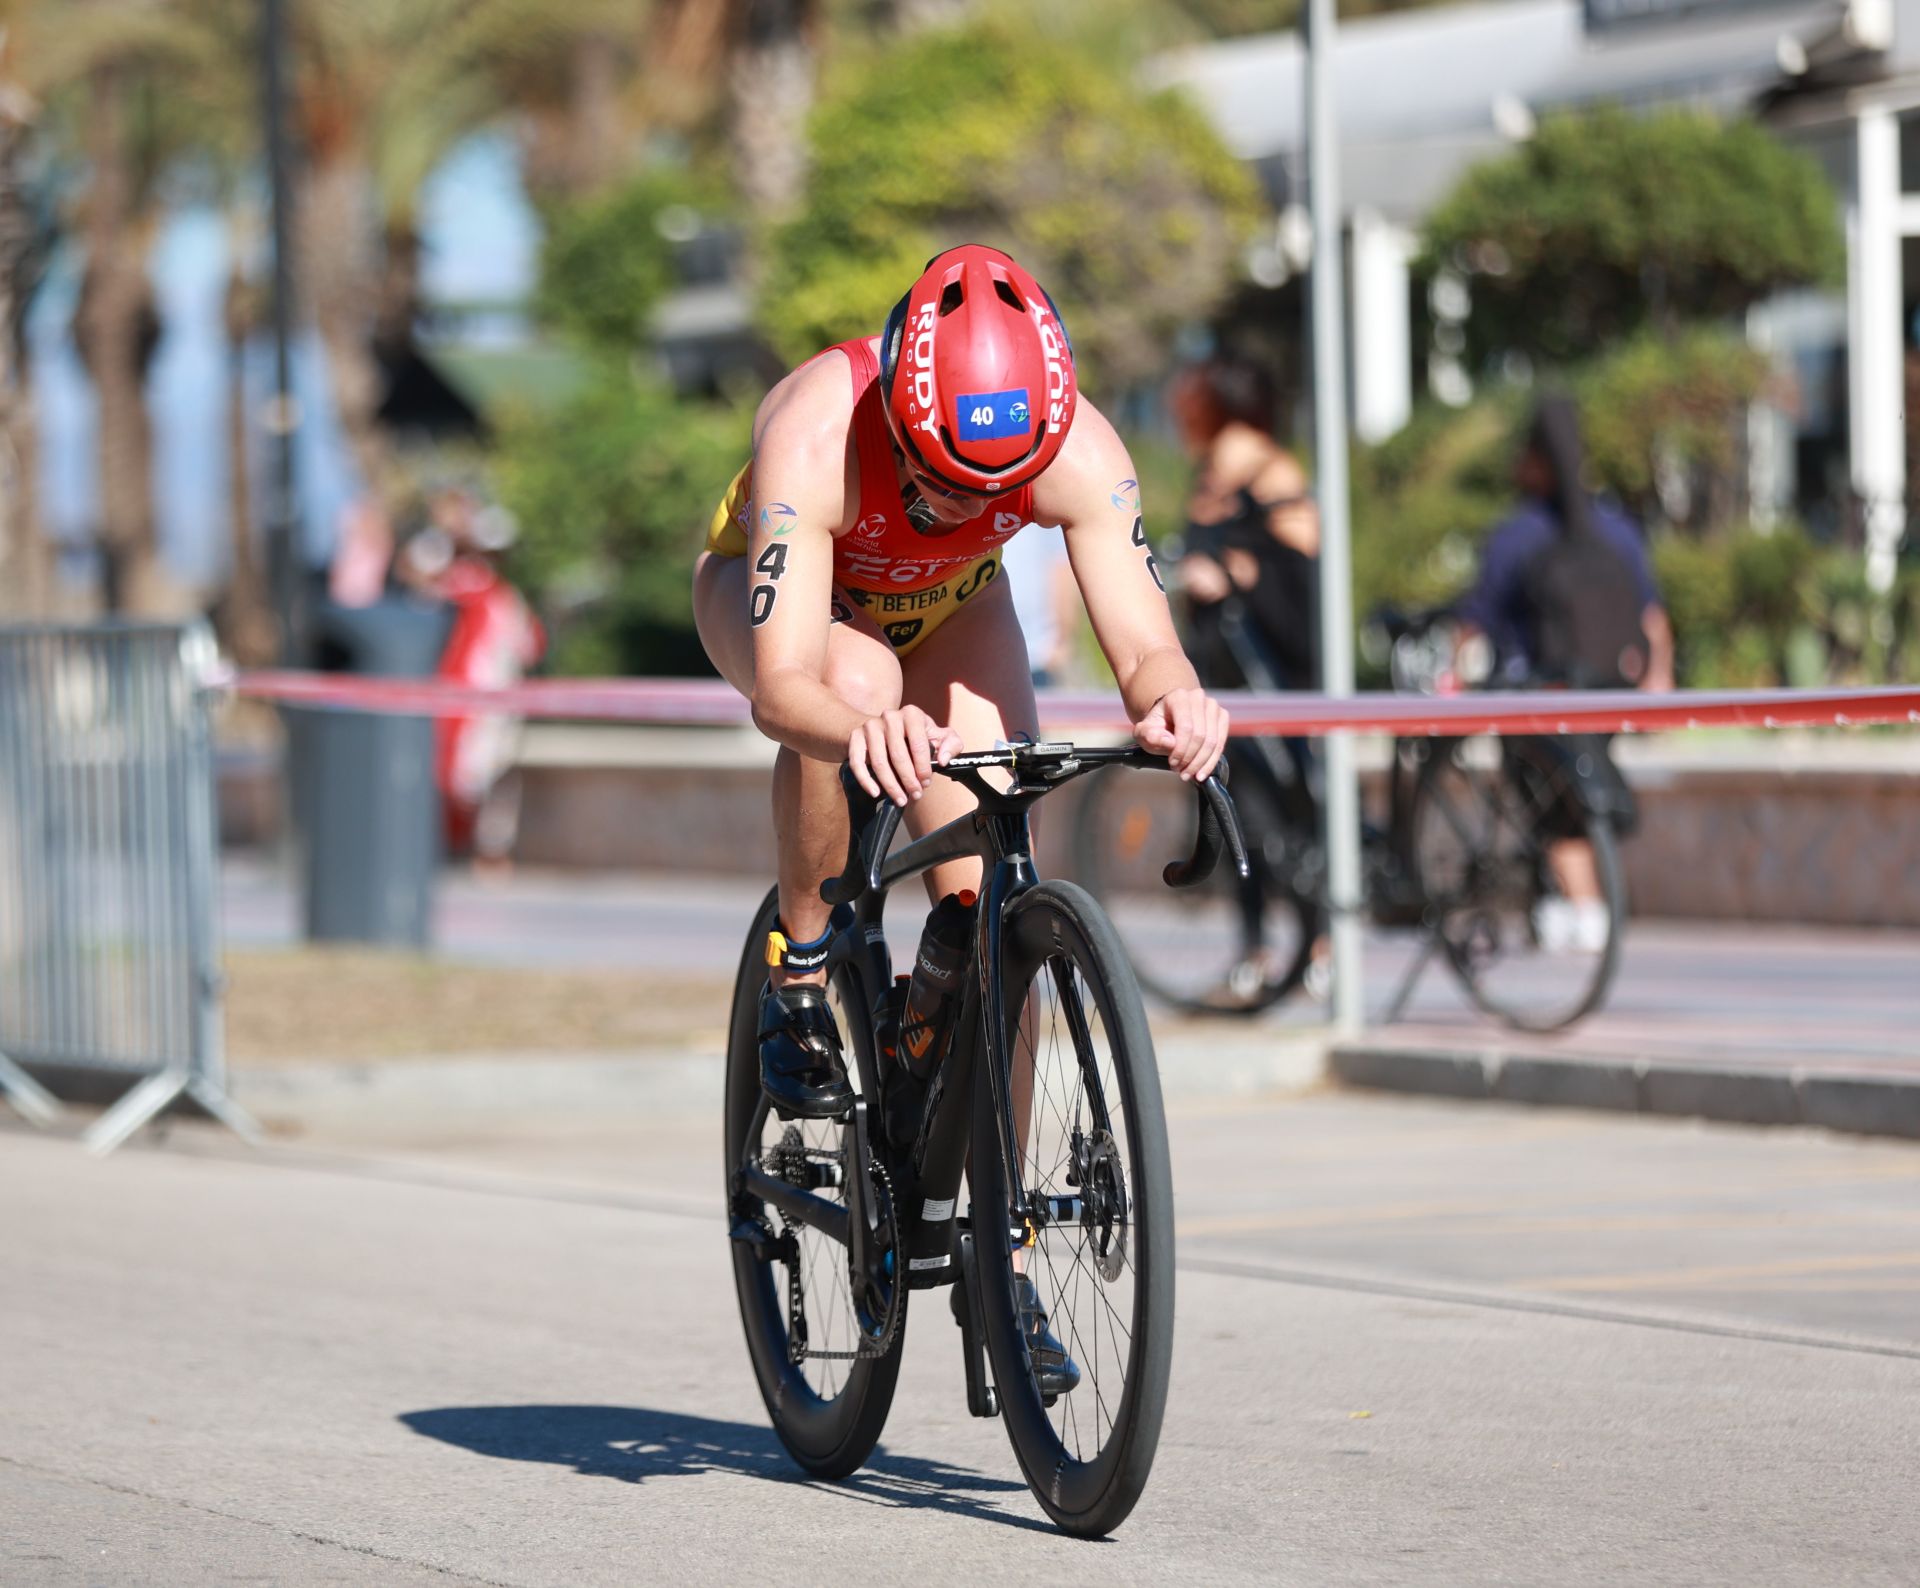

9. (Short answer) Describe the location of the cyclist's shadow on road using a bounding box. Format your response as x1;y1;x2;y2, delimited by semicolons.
400;1405;1056;1533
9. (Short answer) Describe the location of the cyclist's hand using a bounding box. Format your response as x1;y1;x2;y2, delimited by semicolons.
1134;687;1229;783
849;705;961;807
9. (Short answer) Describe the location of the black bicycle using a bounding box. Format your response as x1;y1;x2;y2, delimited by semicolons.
723;742;1247;1536
1072;608;1626;1032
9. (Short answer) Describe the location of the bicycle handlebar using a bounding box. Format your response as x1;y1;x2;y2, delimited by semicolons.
820;746;1249;907
820;767;907;907
1162;767;1250;891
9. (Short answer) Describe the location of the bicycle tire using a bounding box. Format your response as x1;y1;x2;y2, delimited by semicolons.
1070;764;1316;1016
1412;747;1626;1033
724;886;903;1479
970;880;1174;1536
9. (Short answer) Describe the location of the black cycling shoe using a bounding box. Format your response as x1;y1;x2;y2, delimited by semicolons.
1013;1271;1081;1401
758;982;854;1121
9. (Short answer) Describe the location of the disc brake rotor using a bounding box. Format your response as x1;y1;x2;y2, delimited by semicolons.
1082;1130;1129;1282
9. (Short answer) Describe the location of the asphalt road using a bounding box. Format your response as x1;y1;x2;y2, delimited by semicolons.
6;1090;1918;1584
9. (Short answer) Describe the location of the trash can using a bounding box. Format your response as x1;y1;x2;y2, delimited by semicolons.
291;596;452;947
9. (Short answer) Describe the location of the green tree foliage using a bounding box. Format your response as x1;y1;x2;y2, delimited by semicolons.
1651;527;1920;687
757;17;1264;387
497;368;752;676
1350;397;1518;630
498;160;749;674
534;168;720;351
1573;329;1769;534
1419;108;1842;366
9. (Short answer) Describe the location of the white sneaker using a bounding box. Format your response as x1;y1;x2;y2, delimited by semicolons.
1571;899;1612;955
1532;897;1577;953
1303;955;1333;1003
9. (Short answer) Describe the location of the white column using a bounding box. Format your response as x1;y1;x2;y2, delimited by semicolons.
1851;105;1905;593
1350;208;1414;444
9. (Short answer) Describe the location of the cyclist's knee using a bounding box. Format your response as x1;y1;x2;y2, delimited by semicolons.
821;642;902;720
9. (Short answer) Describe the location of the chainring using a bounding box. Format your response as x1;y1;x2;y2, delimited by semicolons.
776;1139;905;1366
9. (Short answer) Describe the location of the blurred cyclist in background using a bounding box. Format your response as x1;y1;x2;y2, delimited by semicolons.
1171;353;1320;694
1455;393;1673;951
1172;353;1324;1003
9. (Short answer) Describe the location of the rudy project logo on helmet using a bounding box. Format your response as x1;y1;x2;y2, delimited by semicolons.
1036;305;1069;433
907;299;938;434
956;389;1031;443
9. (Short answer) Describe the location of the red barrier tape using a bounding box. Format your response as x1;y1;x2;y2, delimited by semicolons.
223;669;1920;738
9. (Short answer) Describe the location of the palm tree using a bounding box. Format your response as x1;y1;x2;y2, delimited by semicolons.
0;16;49;618
22;0;240;615
439;0;647;200
641;0;819;221
289;0;652;507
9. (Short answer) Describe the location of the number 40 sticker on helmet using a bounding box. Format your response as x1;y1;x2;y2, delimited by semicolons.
956;389;1031;442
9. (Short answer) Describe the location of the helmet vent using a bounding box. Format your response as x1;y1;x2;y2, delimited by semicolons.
993;278;1024;311
938;280;965;316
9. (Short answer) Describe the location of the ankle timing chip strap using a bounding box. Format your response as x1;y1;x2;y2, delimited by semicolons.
766;920;832;973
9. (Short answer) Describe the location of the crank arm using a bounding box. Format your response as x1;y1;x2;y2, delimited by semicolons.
951;1229;1000;1419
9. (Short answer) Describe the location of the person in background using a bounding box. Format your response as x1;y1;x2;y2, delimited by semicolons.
998;522;1082;687
1170;353;1320;693
1454;394;1674;953
1170;352;1323;1003
398;479;546;870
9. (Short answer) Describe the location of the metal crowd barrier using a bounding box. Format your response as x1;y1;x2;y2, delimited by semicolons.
0;622;256;1153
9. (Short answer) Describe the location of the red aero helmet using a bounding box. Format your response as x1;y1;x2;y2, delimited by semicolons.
879;244;1077;495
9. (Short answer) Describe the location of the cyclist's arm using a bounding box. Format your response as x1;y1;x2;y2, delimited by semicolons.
744;366;958;801
1036;402;1228;780
1641;603;1675;692
742;374;870;763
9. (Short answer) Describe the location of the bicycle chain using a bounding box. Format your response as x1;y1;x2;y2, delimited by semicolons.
781;1148;905;1366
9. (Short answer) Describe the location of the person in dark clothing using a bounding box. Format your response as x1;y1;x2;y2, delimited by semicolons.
1170;355;1320;692
1171;354;1325;1003
1456;395;1674;953
1456;397;1673;690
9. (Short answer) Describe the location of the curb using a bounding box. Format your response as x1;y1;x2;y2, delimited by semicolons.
1327;1043;1920;1141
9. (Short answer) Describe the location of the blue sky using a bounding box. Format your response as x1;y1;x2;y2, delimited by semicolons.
29;130;542;589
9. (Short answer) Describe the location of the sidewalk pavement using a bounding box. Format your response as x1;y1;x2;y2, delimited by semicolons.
220;860;1920;1141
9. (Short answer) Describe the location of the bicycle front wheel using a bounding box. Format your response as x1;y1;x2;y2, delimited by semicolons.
971;880;1174;1536
724;887;903;1479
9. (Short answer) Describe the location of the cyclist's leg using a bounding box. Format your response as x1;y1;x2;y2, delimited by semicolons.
894;570;1040;899
695;550;902;985
896;578;1056;1294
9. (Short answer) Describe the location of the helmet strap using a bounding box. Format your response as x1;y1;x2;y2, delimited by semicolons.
899;479;941;534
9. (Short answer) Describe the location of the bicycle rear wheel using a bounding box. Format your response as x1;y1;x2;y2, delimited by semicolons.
1071;757;1318;1014
971;880;1173;1536
724;887;903;1478
1412;740;1625;1032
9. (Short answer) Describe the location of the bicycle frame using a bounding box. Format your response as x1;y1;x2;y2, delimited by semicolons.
734;744;1244;1288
